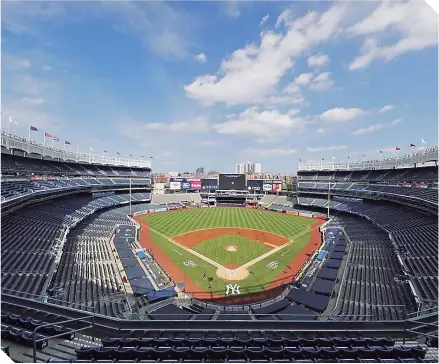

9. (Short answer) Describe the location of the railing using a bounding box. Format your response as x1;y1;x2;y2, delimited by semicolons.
298;146;438;171
1;130;152;168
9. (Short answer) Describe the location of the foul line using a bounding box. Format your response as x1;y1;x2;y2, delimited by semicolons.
139;220;323;274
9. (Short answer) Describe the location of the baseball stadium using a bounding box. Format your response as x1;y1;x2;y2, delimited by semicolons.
1;1;438;363
1;133;438;362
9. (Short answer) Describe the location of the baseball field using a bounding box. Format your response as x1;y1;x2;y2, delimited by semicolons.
134;208;322;302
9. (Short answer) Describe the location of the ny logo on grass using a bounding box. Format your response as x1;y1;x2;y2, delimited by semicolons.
183;260;197;267
267;261;279;269
225;284;241;295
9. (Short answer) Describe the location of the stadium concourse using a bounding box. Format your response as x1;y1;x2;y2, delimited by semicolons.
0;135;438;362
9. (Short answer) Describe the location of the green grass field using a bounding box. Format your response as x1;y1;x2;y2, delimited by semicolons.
193;235;271;266
142;208;317;296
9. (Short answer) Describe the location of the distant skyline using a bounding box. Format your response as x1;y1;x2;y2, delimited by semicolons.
1;1;438;173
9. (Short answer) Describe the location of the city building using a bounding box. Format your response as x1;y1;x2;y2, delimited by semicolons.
235;161;262;174
196;167;204;174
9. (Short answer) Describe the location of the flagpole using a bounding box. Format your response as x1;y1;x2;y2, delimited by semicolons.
28;125;31;142
7;117;10;135
44;133;46;146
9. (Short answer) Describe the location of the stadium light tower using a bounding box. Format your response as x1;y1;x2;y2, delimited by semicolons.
327;181;331;219
129;177;132;215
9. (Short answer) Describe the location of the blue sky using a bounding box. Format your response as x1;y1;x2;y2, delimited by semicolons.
1;0;437;173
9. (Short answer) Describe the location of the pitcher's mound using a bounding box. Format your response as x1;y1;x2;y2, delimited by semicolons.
225;245;238;252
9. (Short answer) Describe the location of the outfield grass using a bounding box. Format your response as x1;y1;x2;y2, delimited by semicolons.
193;235;271;266
143;208;316;296
142;208;313;238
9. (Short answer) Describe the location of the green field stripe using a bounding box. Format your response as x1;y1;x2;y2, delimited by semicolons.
193;235;271;266
145;208;317;297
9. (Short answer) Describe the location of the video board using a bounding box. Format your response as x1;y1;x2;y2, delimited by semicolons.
247;179;264;192
219;174;246;190
169;178;202;190
201;178;219;190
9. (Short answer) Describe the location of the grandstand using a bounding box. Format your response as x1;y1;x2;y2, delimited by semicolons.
1;136;438;363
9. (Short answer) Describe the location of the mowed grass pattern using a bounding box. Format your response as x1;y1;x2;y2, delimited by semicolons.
142;208;313;238
143;208;317;296
193;235;271;266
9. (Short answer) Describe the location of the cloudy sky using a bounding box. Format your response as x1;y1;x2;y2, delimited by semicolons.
1;0;438;173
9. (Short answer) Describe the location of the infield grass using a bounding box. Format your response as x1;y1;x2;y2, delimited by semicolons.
142;208;317;296
193;235;271;266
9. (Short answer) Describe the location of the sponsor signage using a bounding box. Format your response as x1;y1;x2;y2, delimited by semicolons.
263;184;272;191
181;182;191;189
191;181;202;189
170;178;185;182
272;183;282;192
186;178;201;182
170;181;181;190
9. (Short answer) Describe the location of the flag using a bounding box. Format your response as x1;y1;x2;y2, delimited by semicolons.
53;136;59;141
299;158;301;162
380;150;383;153
421;138;426;144
90;147;95;152
410;143;416;147
30;125;39;131
129;154;132;157
44;132;52;138
65;141;71;145
104;150;108;153
8;116;18;125
141;155;144;158
150;156;153;159
347;156;350;159
396;147;401;151
116;152;120;155
321;157;324;161
77;144;82;148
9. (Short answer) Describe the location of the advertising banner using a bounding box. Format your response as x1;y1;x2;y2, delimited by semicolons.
191;181;202;189
263;184;272;191
181;182;191;189
272;183;282;192
247;179;263;191
170;181;181;190
170;178;185;182
186;178;201;182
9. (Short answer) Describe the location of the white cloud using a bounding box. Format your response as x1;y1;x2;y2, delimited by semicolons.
143;117;211;133
307;53;329;67
265;95;305;105
244;148;297;156
194;53;207;63
41;65;54;72
284;72;334;94
319;107;365;123
352;118;402;135
348;0;437;70
260;14;269;26
225;0;240;19
352;123;385;135
316;128;325;134
307;145;347;152
20;97;46;106
378;104;395;113
309;72;334;91
2;53;32;71
197;140;220;146
184;3;348;106
213;107;306;140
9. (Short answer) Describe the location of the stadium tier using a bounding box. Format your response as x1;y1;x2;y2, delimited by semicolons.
1;151;438;362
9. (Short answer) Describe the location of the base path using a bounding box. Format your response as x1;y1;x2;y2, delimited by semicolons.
173;227;288;249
